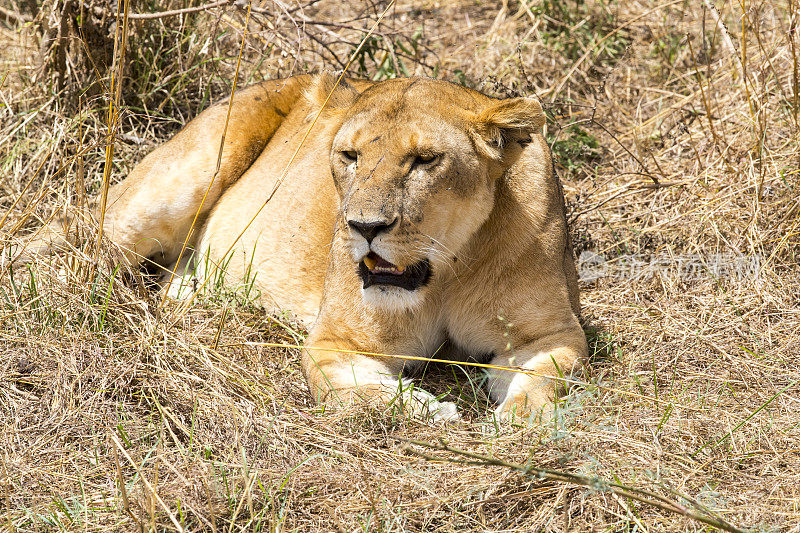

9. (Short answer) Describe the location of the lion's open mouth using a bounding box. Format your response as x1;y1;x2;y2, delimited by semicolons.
358;252;431;291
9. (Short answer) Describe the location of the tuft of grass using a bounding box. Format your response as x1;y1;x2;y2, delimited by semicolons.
533;0;632;66
351;27;429;80
549;123;603;178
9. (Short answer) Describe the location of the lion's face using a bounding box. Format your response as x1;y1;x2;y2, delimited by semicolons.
327;78;544;312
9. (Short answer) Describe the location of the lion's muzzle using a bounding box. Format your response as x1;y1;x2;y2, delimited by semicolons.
358;252;431;290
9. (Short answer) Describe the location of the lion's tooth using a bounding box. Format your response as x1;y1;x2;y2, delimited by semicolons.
363;255;377;269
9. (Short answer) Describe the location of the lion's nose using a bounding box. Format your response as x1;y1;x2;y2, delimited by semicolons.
347;217;397;243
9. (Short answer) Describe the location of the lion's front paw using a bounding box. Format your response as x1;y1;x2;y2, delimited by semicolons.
403;388;461;423
427;399;460;422
494;386;554;424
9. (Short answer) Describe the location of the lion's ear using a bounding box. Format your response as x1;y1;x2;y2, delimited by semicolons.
304;71;359;112
472;97;546;159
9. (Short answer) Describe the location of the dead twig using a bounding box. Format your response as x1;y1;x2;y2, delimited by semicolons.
128;0;234;20
400;438;747;533
0;6;31;24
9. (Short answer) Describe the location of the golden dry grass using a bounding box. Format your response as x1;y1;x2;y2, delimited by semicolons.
1;0;799;531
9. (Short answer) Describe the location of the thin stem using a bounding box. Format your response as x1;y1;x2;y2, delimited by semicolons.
94;0;130;277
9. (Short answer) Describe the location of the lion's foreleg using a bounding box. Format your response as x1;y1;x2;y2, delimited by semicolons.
487;329;586;422
302;341;459;422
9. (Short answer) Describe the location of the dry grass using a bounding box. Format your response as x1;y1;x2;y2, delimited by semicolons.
1;0;799;531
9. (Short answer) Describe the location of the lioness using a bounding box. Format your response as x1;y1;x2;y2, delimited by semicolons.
15;74;587;421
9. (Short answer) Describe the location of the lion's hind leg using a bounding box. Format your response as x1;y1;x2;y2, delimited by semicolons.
4;77;311;274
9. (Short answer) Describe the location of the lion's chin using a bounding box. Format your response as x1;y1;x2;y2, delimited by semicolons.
360;284;427;313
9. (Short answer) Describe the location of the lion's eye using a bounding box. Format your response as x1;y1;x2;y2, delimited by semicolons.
341;150;358;163
412;154;440;167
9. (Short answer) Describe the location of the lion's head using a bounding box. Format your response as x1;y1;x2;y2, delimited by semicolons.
310;76;546;312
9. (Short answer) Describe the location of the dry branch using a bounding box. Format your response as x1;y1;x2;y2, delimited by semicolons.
127;0;234;20
401;439;747;533
0;6;31;23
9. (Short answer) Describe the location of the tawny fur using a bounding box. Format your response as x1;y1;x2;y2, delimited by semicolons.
16;74;587;421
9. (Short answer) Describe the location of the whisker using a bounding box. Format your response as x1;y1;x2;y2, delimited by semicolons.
411;244;460;278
